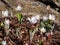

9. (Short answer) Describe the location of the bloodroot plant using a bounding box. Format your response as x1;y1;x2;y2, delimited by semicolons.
40;14;56;33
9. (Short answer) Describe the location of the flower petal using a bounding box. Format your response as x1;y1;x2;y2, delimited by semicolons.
43;16;48;21
15;5;22;11
2;10;9;17
49;14;55;21
40;27;46;33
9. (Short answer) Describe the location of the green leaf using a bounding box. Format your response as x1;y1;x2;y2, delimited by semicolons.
16;13;23;24
47;24;52;28
44;19;50;24
40;21;45;27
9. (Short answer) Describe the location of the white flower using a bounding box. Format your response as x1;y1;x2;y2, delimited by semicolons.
4;19;10;29
51;32;53;35
27;16;37;24
2;40;6;45
40;27;46;33
4;19;9;25
15;5;22;11
48;14;55;21
2;10;9;17
43;16;48;21
26;43;28;45
27;15;40;24
35;15;40;20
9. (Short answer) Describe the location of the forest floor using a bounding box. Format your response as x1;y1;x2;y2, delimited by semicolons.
0;0;60;22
